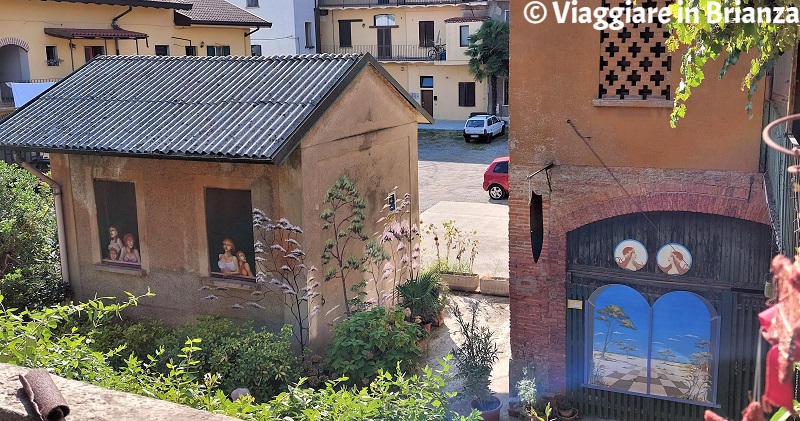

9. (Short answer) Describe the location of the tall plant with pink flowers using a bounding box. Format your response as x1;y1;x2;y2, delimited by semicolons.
376;192;421;307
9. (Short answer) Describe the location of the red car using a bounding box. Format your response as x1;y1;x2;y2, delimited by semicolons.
483;156;509;200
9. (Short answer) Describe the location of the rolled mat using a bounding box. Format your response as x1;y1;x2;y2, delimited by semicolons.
18;369;70;421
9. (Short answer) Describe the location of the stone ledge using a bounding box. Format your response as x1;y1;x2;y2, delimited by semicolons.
0;363;237;421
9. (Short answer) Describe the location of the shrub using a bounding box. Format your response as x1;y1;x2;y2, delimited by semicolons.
327;306;423;386
209;325;299;402
0;162;66;309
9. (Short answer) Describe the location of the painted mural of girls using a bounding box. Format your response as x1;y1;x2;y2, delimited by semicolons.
657;243;691;275
614;239;647;271
121;232;141;264
237;251;253;277
108;225;124;259
218;238;240;275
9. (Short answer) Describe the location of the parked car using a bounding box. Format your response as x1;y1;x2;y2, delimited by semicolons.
483;156;509;200
464;114;505;143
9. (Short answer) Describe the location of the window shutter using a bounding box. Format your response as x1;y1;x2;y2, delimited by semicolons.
339;21;352;48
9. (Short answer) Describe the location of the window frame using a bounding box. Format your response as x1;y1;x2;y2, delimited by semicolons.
154;45;169;56
251;44;262;56
374;14;395;27
339;20;353;48
458;82;476;107
246;0;259;6
185;46;197;56
207;45;231;56
94;179;142;269
305;22;314;49
46;45;59;66
459;25;470;47
419;21;434;47
204;188;256;281
420;76;434;89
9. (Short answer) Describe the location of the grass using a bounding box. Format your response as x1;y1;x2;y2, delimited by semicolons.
417;129;508;150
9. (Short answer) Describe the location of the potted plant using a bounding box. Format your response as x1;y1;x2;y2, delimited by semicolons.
554;395;577;420
480;262;509;296
396;267;442;331
452;303;502;421
428;220;479;292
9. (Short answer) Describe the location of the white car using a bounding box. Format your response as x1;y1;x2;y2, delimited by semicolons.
463;114;505;143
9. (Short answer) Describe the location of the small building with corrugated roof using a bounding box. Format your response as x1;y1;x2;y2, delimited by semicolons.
0;53;431;350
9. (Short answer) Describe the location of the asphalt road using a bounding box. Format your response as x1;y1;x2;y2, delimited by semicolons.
417;129;509;212
417;129;510;278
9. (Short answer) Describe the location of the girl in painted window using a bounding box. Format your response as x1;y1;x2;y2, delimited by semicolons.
218;238;240;275
108;226;124;259
121;233;141;264
237;250;253;277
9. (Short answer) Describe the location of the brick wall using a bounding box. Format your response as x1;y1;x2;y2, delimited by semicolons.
507;164;770;393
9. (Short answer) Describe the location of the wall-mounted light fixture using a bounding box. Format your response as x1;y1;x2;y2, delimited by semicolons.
200;41;205;47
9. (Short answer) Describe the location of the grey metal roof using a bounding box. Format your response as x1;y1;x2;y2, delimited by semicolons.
173;0;269;26
0;54;431;164
42;0;191;9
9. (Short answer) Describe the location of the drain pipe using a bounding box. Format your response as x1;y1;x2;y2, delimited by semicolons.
111;5;133;55
13;151;70;285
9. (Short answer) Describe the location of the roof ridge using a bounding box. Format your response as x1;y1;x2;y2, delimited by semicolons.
95;54;366;61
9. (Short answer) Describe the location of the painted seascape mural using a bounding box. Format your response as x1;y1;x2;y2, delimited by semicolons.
588;285;717;404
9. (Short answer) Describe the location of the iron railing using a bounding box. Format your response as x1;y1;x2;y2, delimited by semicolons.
319;0;484;7
321;44;444;61
763;101;800;256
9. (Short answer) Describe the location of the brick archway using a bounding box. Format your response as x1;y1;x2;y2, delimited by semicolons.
0;37;30;52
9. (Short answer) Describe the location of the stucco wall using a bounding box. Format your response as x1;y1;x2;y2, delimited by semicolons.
1;0;251;79
298;65;420;349
51;154;294;329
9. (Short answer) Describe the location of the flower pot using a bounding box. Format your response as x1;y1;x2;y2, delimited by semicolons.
558;408;578;420
471;396;502;421
417;337;427;350
441;272;479;292
433;310;445;327
421;322;432;334
480;276;509;297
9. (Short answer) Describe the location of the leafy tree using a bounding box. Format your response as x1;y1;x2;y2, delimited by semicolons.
667;6;800;126
658;348;676;364
321;175;368;317
0;162;67;309
466;20;509;115
595;304;636;360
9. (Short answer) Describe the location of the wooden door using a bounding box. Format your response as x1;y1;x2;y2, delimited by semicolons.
420;90;433;117
377;28;391;59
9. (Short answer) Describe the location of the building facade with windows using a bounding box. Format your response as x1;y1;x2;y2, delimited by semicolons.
0;0;268;118
507;0;774;419
318;0;505;120
228;0;317;55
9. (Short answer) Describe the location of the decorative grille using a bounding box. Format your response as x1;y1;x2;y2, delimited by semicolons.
598;0;672;100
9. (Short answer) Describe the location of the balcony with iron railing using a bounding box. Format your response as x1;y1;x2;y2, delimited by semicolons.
319;0;485;7
321;44;446;61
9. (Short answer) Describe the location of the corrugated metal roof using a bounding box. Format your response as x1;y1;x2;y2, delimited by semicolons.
44;27;149;39
42;0;191;9
174;0;269;26
0;55;368;164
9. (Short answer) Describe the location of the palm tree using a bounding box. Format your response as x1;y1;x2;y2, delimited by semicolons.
466;20;509;115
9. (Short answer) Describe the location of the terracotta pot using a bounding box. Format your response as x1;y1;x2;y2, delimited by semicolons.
471;396;502;421
421;322;432;334
558;408;578;420
441;272;479;292
479;276;509;296
417;337;427;350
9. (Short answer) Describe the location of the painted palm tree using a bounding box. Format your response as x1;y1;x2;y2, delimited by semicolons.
466;20;509;115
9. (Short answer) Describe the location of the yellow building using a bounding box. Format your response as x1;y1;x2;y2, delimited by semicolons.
0;0;269;113
318;0;503;121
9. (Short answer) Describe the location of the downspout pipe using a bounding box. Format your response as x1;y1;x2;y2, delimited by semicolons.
13;151;70;286
111;6;133;55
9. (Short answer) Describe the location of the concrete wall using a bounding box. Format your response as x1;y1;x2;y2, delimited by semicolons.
506;0;770;394
0;0;252;79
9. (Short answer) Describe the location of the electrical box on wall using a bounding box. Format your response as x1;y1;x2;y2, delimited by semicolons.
387;192;396;211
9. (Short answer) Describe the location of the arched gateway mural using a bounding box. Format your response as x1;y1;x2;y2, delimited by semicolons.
566;211;773;420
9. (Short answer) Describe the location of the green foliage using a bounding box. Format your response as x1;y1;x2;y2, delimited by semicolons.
0;162;66;309
517;367;539;413
466;19;510;114
209;325;300;402
667;5;800;126
327;306;423;387
426;220;478;275
321;175;369;316
451;303;498;407
396;267;443;324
